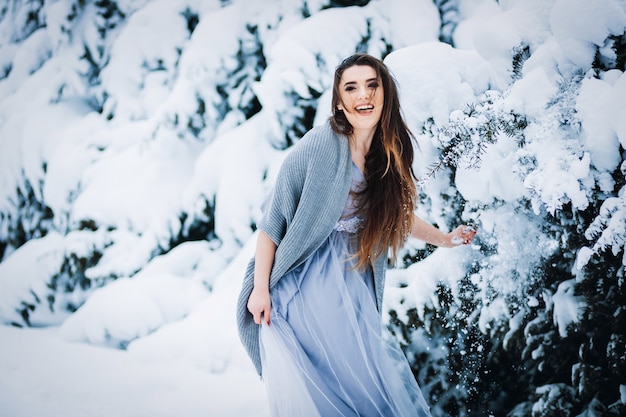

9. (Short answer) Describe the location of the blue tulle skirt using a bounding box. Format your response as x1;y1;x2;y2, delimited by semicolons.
259;229;432;417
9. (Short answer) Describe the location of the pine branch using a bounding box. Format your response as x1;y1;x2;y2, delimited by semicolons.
418;91;526;188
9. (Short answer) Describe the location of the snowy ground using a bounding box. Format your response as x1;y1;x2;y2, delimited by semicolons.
0;324;269;417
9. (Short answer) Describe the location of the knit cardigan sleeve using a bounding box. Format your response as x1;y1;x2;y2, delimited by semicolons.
255;144;306;248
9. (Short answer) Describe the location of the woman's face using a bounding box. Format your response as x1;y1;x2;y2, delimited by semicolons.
336;64;384;135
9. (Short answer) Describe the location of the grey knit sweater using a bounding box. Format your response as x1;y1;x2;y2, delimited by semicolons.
236;122;388;376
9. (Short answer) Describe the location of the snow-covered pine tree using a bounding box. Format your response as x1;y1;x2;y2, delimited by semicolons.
0;0;410;328
561;31;626;417
503;31;626;417
433;0;459;46
386;2;626;411
0;0;215;325
388;23;626;415
389;89;541;416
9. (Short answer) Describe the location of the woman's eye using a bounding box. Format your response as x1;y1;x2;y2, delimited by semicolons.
368;82;379;89
344;86;356;92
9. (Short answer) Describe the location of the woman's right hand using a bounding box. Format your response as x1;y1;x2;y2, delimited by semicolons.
247;286;271;325
249;231;276;325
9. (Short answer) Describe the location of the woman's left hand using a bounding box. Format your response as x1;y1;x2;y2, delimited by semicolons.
447;225;477;247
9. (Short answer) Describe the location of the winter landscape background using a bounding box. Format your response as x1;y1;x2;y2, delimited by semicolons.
1;0;625;416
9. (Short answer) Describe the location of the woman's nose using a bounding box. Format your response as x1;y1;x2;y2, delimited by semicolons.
357;85;369;99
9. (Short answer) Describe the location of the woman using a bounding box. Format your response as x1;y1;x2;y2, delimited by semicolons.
236;53;476;416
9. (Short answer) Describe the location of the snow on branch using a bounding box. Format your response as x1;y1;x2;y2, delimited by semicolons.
577;191;626;268
418;90;526;188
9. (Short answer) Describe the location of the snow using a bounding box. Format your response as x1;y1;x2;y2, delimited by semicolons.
183;112;281;249
0;229;269;416
550;0;626;69
57;273;208;347
523;142;591;215
1;0;625;415
385;245;472;323
372;0;440;48
384;41;494;128
99;0;192;120
505;66;557;115
454;134;528;203
580;195;626;267
0;325;269;417
0;232;67;325
73;131;194;230
465;0;553;88
551;279;587;338
149;0;251;136
0;27;52;99
576;71;626;172
123;234;256;371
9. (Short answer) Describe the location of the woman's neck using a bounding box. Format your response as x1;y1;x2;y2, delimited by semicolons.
350;128;374;153
349;128;375;173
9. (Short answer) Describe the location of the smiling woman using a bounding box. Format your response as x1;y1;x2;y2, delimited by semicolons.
236;53;476;417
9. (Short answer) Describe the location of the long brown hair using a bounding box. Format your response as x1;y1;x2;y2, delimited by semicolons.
329;53;417;270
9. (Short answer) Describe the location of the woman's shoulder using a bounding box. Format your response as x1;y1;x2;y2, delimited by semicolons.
290;121;345;160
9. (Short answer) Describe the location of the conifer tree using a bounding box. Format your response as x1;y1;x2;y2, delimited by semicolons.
390;29;626;417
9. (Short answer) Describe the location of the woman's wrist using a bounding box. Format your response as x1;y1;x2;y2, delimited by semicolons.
252;281;270;292
441;232;454;248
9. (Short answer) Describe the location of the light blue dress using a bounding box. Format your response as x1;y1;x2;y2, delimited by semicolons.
259;163;432;417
